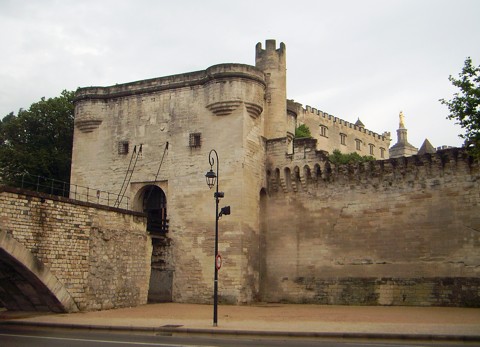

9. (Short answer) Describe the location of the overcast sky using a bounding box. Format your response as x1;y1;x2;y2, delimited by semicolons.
1;0;479;148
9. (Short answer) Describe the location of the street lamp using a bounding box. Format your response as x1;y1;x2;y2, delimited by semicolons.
205;149;230;327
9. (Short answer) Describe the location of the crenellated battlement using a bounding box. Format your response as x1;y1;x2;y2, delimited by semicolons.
265;143;479;307
255;39;287;140
267;146;477;194
255;39;286;57
303;104;391;141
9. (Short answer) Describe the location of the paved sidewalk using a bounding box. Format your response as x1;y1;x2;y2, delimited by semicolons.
1;303;480;341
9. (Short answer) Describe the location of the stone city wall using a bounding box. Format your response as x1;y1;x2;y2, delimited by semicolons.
0;186;150;311
263;140;480;306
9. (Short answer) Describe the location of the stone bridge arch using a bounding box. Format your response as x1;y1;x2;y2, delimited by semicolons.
0;230;79;313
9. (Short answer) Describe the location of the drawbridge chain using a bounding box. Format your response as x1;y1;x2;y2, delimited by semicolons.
114;144;142;208
115;142;169;209
144;141;169;204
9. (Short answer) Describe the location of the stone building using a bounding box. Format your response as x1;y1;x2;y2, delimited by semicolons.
71;40;479;307
291;101;391;159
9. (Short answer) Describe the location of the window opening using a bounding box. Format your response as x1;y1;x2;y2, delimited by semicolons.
189;133;201;148
118;141;129;154
320;125;328;137
355;139;362;151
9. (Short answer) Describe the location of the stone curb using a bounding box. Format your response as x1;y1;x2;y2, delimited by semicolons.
2;320;480;342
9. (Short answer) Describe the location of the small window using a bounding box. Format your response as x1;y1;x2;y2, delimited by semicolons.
189;133;201;148
118;141;129;154
369;143;375;155
320;125;328;138
355;139;362;151
380;147;385;159
340;133;347;145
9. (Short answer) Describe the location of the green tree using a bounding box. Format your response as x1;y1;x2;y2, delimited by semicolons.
440;57;480;157
295;124;312;138
0;90;75;189
328;149;375;165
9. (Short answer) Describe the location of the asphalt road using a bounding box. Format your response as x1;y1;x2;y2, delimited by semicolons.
0;325;478;347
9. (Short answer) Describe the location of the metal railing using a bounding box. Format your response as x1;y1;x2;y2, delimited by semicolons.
1;173;130;210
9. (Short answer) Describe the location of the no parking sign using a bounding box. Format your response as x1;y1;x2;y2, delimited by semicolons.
215;254;222;270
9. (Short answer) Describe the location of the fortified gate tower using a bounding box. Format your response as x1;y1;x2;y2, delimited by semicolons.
71;40;291;304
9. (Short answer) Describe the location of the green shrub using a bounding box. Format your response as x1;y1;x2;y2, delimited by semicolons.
329;149;375;165
295;124;312;138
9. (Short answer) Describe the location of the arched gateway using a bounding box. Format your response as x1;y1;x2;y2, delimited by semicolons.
135;185;172;302
142;185;168;234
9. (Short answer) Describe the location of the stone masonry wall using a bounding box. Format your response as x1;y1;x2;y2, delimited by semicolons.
0;186;150;311
264;140;480;306
71;63;267;305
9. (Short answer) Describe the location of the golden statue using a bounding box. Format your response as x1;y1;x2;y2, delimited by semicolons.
399;111;406;128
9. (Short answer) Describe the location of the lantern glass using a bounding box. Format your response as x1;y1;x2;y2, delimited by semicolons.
205;169;216;189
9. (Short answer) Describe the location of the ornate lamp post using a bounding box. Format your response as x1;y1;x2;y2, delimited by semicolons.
205;149;230;327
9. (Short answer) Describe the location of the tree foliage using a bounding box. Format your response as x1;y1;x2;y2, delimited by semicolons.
295;124;312;138
328;149;375;165
440;57;480;157
0;90;75;186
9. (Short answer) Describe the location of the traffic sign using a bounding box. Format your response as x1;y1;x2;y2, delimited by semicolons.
215;254;222;270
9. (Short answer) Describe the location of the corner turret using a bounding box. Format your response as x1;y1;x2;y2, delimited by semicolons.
255;40;287;140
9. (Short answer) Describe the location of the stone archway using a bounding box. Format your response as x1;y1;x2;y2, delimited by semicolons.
134;185;173;303
142;185;168;234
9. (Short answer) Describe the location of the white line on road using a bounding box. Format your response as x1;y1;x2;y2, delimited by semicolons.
343;342;431;347
0;333;218;347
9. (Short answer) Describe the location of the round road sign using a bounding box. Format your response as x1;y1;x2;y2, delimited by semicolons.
215;254;222;270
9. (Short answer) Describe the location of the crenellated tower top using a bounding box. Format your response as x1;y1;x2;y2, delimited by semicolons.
255;40;287;140
255;39;286;60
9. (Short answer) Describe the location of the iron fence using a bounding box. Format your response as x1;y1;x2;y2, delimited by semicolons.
1;173;130;210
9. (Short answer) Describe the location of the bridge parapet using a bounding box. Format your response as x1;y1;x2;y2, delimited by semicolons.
0;185;150;312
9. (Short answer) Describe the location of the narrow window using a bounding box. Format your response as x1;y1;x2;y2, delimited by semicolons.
380;147;385;158
355;139;362;151
189;133;201;148
369;143;375;155
340;133;346;145
118;141;129;154
320;125;328;138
